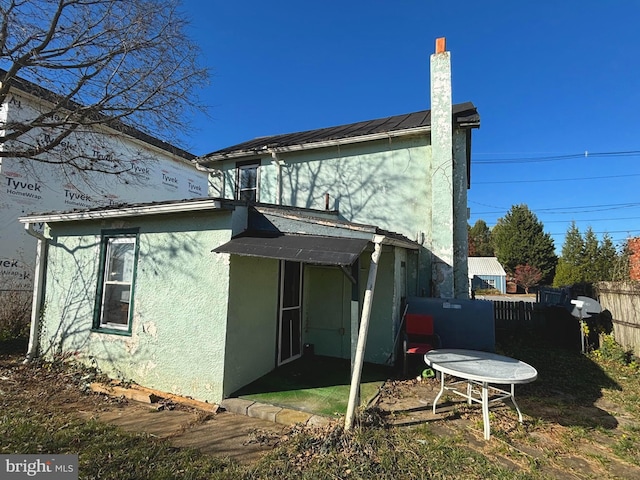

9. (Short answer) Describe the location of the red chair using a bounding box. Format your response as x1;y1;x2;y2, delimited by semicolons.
403;313;440;375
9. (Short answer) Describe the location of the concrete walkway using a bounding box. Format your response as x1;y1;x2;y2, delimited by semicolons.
79;397;334;465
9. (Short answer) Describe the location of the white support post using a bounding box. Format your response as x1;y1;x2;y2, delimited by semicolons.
24;225;48;363
344;236;384;431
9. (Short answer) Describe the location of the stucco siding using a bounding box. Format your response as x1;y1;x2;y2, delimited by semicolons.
360;247;396;364
213;137;431;243
40;211;233;403
223;255;279;397
453;130;470;298
303;265;351;359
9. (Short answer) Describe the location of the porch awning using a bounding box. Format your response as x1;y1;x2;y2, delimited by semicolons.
212;232;370;266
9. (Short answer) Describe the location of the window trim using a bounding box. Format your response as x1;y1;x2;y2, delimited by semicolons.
235;160;260;202
92;228;140;335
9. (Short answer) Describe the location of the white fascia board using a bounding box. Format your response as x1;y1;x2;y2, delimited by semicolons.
19;198;224;224
380;236;420;250
199;126;432;163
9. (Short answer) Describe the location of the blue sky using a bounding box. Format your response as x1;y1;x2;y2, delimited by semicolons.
179;1;640;252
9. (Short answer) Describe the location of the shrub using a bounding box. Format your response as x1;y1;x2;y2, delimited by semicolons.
0;288;31;341
592;333;637;369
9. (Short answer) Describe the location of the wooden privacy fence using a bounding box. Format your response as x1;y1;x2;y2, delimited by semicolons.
493;300;546;332
595;281;640;356
492;299;581;349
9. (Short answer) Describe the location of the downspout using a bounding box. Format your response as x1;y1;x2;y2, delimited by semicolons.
345;235;384;431
23;223;48;363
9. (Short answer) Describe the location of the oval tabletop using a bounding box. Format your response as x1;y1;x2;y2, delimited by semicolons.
424;349;538;384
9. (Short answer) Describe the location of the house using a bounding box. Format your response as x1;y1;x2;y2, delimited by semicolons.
0;69;208;293
468;257;507;294
19;39;481;405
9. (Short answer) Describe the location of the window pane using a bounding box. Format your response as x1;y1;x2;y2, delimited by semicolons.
239;189;257;202
291;309;301;356
103;283;131;326
239;166;257;189
237;164;258;201
280;311;292;361
107;239;134;282
282;261;301;308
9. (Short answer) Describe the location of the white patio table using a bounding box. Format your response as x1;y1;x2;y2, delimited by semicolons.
424;349;537;440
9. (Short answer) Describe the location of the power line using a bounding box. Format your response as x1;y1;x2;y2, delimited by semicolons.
473;150;640;164
470;201;640;215
474;173;640;185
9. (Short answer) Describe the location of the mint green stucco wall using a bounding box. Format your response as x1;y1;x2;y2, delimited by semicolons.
209;132;470;298
303;265;351;359
359;247;396;364
223;254;279;397
299;247;399;365
214;137;431;242
40;211;234;403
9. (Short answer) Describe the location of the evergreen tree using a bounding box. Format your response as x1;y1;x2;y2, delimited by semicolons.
468;220;494;257
597;234;618;281
582;227;600;282
553;224;622;286
491;204;557;284
553;222;584;287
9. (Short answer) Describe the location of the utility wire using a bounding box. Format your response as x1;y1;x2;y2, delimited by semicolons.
475;173;640;184
473;150;640;164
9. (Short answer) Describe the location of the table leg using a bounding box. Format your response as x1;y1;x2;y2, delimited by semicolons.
432;371;445;414
510;384;524;423
482;381;490;440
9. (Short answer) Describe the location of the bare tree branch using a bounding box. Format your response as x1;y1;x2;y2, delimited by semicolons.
0;0;209;173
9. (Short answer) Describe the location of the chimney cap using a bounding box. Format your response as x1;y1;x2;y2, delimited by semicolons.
435;37;446;54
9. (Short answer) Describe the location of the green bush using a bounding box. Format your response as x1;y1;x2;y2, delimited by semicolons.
592;333;637;368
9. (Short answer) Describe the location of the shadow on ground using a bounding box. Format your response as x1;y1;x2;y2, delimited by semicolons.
231;355;394;417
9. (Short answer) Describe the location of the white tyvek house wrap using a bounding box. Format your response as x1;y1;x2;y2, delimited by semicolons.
0;91;208;291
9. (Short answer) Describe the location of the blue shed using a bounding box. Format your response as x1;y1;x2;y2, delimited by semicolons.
468;257;507;294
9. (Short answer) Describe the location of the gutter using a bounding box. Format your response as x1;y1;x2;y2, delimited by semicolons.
19;198;224;224
23;223;48;363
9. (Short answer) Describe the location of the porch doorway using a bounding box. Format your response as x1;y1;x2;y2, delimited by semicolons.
278;260;303;365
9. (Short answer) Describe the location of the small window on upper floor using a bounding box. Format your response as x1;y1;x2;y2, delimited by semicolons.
236;161;259;202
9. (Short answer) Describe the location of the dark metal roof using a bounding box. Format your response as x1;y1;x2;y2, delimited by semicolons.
212;232;370;266
201;102;479;161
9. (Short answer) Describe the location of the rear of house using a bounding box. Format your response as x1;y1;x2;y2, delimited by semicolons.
19;40;482;404
22;199;418;403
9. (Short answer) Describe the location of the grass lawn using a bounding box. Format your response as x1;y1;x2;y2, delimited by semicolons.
1;335;639;479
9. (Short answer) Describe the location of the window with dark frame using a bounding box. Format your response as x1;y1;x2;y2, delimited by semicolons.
236;161;259;202
94;230;139;333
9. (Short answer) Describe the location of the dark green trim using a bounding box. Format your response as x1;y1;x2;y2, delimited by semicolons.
90;327;132;337
92;228;140;335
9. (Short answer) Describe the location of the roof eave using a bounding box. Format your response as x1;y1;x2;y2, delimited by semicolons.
198;125;432;164
19;198;226;224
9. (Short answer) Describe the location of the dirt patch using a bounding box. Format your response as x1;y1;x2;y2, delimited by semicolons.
373;376;640;479
2;349;640;477
0;353;286;465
